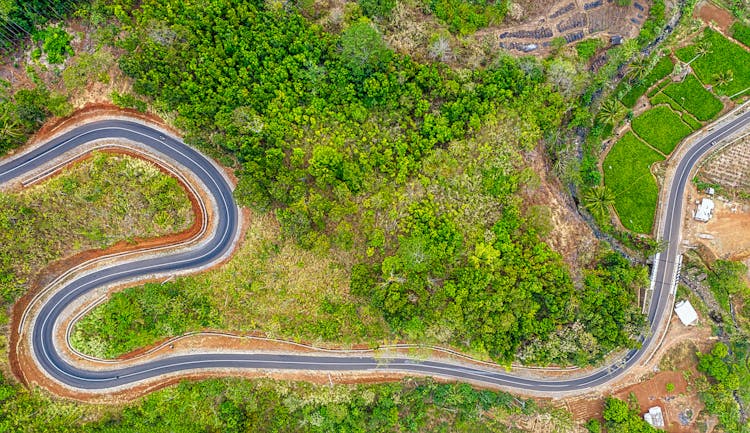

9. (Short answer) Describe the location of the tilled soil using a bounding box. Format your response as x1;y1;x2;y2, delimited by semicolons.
481;0;651;55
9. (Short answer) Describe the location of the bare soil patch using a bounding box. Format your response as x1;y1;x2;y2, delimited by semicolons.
522;146;599;269
695;1;735;32
562;317;711;430
478;0;651;56
680;136;750;260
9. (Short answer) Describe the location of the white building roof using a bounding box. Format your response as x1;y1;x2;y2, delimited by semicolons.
694;198;714;222
674;300;698;326
644;406;665;428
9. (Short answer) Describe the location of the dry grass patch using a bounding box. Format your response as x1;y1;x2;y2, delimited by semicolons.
72;213;390;358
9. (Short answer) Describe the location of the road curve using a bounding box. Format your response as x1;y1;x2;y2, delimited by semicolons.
2;110;749;394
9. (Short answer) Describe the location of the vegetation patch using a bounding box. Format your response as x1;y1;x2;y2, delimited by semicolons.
0;374;572;432
576;38;603;61
32;25;74;64
730;21;750;47
631;106;693;154
662;74;723;121
649;92;683;112
604;132;664;233
0;152;193;302
72;214;390;358
676;28;750;98
682;112;702;130
620;56;674;108
0;83;71;155
426;0;509;35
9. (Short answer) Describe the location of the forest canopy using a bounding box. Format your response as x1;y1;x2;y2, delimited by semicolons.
112;0;648;366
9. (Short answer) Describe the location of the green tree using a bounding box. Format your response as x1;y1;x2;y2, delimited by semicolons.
340;18;391;81
713;70;734;86
584;185;615;218
597;99;625;126
628;56;650;83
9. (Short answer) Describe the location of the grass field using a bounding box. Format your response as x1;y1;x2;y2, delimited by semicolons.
662;74;723;121
620;56;675;108
649;92;683;112
676;28;750;98
631;106;694;154
71;213;391;358
604;132;665;233
682;112;702;130
0;152;193;302
731;22;750;48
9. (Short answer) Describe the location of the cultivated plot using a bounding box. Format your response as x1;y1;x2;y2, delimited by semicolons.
604;132;664;233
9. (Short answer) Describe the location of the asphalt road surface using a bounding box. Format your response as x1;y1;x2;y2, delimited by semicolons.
2;111;749;393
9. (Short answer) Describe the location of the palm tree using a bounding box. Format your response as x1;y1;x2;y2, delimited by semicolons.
597;99;625;126
628;56;650;83
584;185;615;218
686;41;712;65
0;105;21;140
713;70;734;87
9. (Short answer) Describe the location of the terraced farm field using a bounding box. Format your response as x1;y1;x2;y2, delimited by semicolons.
604;132;664;233
676;28;750;98
662;74;723;121
631;106;693;154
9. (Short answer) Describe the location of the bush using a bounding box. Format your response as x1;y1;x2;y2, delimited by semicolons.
32;26;74;64
358;0;396;18
576;39;602;61
428;0;508;34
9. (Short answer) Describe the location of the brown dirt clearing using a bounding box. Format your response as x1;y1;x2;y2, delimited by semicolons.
695;1;735;32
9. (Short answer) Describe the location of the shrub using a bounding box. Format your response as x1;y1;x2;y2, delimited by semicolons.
32;26;74;64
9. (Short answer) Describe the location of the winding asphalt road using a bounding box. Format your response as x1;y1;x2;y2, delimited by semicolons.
2;110;749;394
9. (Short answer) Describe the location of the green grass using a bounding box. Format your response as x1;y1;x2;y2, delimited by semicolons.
0;152;193;302
604;132;665;233
620;56;675;108
662;74;723;121
682;112;702;130
731;21;750;48
650;92;683;112
647;78;671;98
631;106;694;154
676;28;750;98
576;38;602;61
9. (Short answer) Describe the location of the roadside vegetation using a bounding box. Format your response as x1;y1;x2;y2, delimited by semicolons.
0;152;193;303
0;375;574;432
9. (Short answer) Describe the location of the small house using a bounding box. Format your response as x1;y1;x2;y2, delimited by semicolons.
674;300;698;326
694;198;714;222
